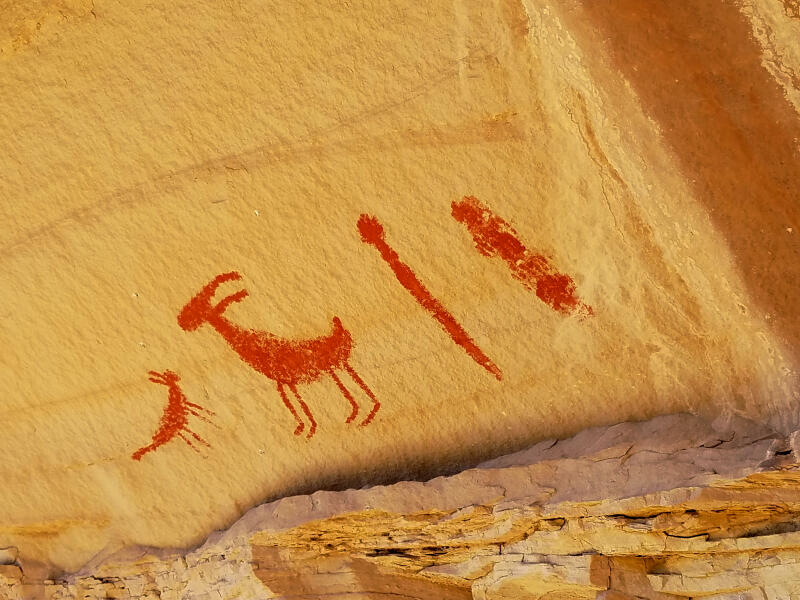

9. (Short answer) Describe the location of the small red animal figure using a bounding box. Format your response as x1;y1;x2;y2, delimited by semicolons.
177;271;379;438
131;370;215;461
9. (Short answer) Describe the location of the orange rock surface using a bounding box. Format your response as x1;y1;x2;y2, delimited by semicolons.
0;0;798;586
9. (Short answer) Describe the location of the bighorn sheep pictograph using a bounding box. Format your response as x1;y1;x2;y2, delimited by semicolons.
177;271;379;438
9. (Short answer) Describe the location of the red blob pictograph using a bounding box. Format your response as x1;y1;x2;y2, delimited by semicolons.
177;272;379;438
131;370;215;461
451;196;593;318
358;214;502;381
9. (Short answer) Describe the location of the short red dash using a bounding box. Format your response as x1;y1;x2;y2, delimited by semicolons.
451;196;593;317
358;214;502;381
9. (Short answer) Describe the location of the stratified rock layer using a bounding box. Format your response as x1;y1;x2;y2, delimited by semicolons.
5;413;800;599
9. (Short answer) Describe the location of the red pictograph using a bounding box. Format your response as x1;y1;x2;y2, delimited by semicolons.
358;214;502;381
131;370;215;461
451;196;593;318
177;272;379;439
127;199;588;454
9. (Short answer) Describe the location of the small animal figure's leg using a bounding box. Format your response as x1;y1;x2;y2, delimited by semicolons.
328;370;359;424
185;400;218;427
289;383;317;439
278;383;305;436
188;412;218;429
187;408;210;421
344;363;380;426
186;401;215;416
185;429;211;448
178;432;203;454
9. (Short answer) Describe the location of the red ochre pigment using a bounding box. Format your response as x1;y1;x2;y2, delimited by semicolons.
358;214;503;381
131;370;215;461
177;272;379;439
451;196;593;318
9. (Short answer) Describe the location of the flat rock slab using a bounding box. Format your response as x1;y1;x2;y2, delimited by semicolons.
4;413;800;598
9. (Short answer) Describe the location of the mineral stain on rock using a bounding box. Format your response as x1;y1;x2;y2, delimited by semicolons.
561;0;800;357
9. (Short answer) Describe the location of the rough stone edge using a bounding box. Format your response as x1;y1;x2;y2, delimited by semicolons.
6;411;796;597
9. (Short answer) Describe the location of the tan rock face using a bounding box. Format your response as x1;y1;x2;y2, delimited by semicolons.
1;0;799;581
4;414;800;598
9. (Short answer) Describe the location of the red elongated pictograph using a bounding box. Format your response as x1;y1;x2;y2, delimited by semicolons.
177;272;379;439
451;196;593;318
131;370;216;461
358;214;502;381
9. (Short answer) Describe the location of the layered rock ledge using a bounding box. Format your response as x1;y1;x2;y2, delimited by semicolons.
5;413;800;599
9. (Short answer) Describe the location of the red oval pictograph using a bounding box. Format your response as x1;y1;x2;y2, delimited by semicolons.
177;272;379;438
451;196;593;318
358;214;502;381
131;370;216;461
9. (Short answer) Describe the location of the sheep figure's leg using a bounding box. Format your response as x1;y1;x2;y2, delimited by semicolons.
329;369;359;424
277;382;305;436
289;383;317;439
344;363;380;426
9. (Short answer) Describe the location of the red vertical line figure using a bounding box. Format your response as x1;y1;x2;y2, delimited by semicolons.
132;370;216;461
451;196;594;318
177;272;380;439
357;214;502;381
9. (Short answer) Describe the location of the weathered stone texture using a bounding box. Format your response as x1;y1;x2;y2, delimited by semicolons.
3;0;800;596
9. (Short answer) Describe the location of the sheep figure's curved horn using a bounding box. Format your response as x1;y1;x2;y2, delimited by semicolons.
212;289;249;317
178;271;243;331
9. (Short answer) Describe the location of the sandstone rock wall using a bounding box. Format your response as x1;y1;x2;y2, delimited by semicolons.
2;0;799;586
